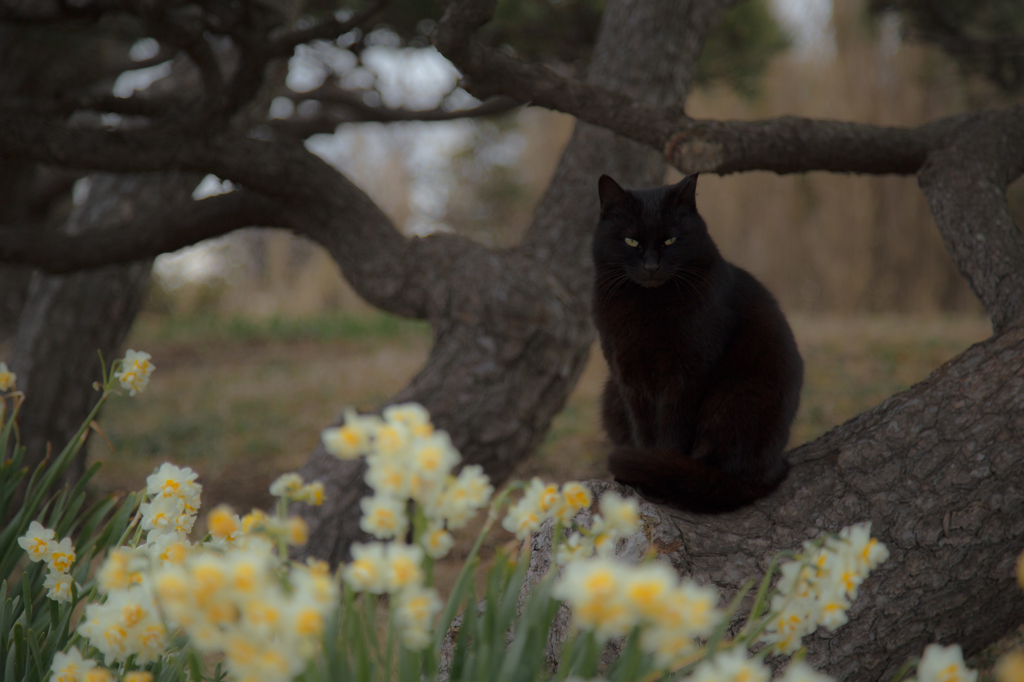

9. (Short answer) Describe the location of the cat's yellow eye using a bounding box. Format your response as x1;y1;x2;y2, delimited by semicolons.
624;238;639;247
664;237;677;246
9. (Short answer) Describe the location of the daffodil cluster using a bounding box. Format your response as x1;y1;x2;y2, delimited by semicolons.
551;489;638;563
547;488;724;664
77;578;166;665
76;462;334;682
322;403;493;650
502;478;594;540
150;536;337;682
74;465;194;667
140;462;202;540
17;520;79;603
0;361;16;392
554;556;721;657
47;646;127;682
761;522;890;654
114;349;155;396
323;404;493;544
269;472;324;506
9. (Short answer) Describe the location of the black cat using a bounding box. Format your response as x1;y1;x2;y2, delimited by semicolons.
593;174;803;513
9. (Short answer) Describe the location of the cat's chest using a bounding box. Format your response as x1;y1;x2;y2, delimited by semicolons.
595;301;718;384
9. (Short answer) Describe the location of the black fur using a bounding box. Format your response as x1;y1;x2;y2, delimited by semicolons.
593;174;803;513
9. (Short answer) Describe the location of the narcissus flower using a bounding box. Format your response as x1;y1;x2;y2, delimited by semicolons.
553;558;634;641
597;492;640;537
359;494;408;540
48;537;76;574
0;361;16;392
286;516;309;546
622;562;677;621
698;648;771;682
394;585;441;650
385;543;424;592
115;349;155;396
18;521;56;563
779;661;835;682
383;403;434;437
996;651;1024;682
296;481;325;506
49;647;96;682
344;542;389;594
98;548;144;591
422;524;454;559
44;570;77;603
915;643;977;682
208;505;243;545
269;472;304;498
322;410;379;459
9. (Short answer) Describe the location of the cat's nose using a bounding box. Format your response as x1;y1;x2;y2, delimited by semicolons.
644;261;659;272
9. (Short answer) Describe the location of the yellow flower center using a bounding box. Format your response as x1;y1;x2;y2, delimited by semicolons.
391;558;419;585
583;570;616;596
51;551;73;572
417;447;442;471
372;509;396;530
122;604;146;627
296;608;323;636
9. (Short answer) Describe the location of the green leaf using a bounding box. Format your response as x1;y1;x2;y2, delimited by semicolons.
26;628;46;682
448;580;478;682
706;579;755;657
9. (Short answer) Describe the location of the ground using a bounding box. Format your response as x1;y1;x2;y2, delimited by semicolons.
85;311;991;513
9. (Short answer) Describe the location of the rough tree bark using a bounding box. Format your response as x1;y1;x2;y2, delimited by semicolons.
11;172;198;482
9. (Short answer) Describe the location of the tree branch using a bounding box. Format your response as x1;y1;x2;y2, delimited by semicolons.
0;189;284;273
267;0;389;57
662;113;978;175
918;105;1024;333
0;111;447;319
0;0;126;24
3;93;184;118
268;93;520;137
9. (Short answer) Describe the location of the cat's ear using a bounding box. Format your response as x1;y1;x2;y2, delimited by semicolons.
668;174;698;210
598;175;631;214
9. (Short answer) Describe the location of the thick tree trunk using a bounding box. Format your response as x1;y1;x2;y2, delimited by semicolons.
11;173;197;483
0;160;35;341
296;0;736;566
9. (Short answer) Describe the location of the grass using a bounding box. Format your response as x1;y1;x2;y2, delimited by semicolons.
129;310;431;345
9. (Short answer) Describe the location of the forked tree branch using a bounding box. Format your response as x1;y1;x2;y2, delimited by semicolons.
918;106;1024;333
